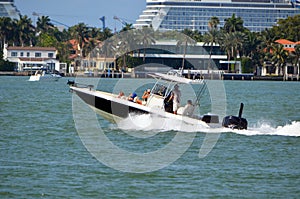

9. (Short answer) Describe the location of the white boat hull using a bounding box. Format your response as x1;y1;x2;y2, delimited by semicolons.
29;73;61;81
70;86;217;127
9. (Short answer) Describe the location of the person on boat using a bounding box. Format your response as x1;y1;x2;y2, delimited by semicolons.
128;92;137;102
170;84;181;114
117;91;127;100
142;89;151;102
157;86;166;96
128;92;143;105
164;92;173;113
182;100;195;116
133;96;143;105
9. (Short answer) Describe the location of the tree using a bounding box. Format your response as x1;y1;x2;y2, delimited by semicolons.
120;23;134;32
203;28;220;70
36;16;54;33
15;15;35;46
274;15;300;41
271;43;289;77
137;27;156;63
223;14;244;33
100;27;113;41
181;29;202;42
208;16;220;30
176;34;196;72
219;31;246;72
36;33;57;47
291;45;300;80
0;17;12;47
219;32;235;71
243;31;262;71
69;23;89;57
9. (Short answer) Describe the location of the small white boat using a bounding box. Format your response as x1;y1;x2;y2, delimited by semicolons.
29;69;62;81
68;71;247;130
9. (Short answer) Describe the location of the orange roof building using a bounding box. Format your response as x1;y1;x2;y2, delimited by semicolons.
275;39;300;52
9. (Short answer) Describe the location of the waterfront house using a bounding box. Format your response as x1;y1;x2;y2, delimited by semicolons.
69;39;115;76
3;44;62;72
258;39;299;80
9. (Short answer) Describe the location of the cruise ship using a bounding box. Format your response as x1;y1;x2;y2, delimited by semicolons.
0;0;20;19
134;0;300;33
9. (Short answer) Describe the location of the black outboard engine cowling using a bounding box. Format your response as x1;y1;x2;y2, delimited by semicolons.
222;103;248;130
222;115;248;130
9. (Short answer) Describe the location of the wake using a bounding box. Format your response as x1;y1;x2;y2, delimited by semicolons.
234;121;300;137
115;114;300;137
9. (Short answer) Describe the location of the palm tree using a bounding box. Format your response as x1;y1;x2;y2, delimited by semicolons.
243;31;260;58
231;31;247;59
136;27;156;63
271;43;289;78
258;29;276;54
36;16;54;33
69;23;89;57
203;28;220;71
243;31;262;71
291;44;300;80
219;31;246;72
100;27;113;41
182;29;202;42
120;23;134;32
208;16;220;30
223;14;244;33
0;17;13;54
219;32;235;71
15;15;35;46
176;34;196;73
112;31;137;71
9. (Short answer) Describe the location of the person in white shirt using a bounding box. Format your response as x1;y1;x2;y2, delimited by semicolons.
182;100;195;116
171;84;181;114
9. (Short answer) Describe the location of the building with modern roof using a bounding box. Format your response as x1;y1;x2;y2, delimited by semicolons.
0;0;20;19
134;0;300;34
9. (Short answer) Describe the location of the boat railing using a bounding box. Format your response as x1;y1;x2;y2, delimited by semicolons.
67;80;94;91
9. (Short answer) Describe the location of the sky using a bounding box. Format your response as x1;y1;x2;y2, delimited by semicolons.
14;0;146;31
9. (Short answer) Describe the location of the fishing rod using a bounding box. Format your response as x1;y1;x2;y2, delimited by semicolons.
194;80;206;106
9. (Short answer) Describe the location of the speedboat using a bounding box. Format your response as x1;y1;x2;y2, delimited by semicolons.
29;69;62;81
68;71;247;130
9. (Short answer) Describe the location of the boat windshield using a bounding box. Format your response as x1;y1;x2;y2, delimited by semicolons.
152;83;167;97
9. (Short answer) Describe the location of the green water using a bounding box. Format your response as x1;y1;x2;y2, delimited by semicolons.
0;76;299;198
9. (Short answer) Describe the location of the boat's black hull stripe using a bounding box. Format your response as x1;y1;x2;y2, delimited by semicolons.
75;90;149;118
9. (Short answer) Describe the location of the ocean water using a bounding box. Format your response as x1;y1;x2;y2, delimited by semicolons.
0;76;299;198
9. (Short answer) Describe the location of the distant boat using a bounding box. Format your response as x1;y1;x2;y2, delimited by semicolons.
28;69;62;81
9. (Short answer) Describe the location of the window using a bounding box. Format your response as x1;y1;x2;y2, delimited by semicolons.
35;52;41;57
11;52;17;57
27;52;30;57
48;53;54;58
20;52;24;57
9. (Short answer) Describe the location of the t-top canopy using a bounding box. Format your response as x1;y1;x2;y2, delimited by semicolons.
148;73;204;85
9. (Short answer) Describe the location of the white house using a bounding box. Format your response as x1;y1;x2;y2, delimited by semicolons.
3;44;60;72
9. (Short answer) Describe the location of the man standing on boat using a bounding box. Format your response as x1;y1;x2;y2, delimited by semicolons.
171;84;181;114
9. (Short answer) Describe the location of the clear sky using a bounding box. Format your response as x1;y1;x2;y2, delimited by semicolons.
14;0;146;31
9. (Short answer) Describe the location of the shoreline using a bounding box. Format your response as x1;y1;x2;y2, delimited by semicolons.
0;71;299;81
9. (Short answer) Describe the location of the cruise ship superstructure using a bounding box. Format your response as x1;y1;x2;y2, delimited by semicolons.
0;0;20;19
134;0;300;33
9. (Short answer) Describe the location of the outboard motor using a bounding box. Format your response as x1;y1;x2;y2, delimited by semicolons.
222;103;248;130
